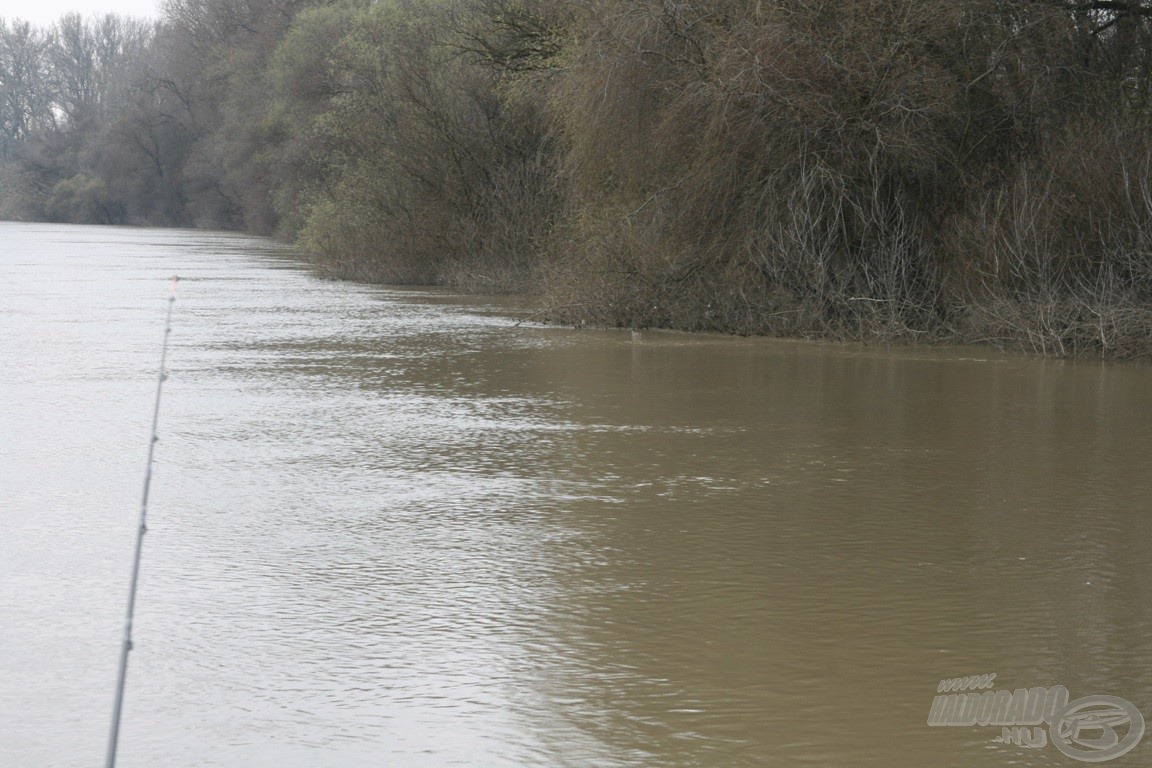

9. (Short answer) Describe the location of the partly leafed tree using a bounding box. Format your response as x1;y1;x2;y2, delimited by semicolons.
48;13;152;128
0;18;54;155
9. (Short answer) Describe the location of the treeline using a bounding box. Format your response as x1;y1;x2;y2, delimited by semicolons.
0;15;155;222
3;0;1152;356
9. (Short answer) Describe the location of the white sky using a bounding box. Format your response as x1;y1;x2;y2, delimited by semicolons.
2;0;162;28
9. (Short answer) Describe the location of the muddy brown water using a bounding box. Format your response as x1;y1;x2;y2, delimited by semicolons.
3;222;1151;767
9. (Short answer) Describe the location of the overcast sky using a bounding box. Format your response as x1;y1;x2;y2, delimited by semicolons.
3;0;161;28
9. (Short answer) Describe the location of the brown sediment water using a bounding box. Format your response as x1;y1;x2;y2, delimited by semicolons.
2;221;1151;767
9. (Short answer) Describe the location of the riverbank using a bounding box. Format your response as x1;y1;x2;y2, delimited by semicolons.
5;1;1152;361
308;249;1152;362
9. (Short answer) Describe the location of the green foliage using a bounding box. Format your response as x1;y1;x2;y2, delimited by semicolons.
45;172;123;223
272;0;557;287
4;0;1152;354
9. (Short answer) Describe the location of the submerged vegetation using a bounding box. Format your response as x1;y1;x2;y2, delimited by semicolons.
3;0;1152;357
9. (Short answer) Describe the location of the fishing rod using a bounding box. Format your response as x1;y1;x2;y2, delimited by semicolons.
105;276;178;768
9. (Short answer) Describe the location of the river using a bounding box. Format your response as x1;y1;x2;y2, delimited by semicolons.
3;222;1152;767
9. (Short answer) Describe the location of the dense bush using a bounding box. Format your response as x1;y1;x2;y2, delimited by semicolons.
541;0;1152;355
3;0;1152;355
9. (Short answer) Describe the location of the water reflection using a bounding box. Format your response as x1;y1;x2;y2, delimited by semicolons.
2;222;1151;767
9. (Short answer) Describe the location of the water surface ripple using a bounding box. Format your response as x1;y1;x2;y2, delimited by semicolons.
3;222;1152;767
